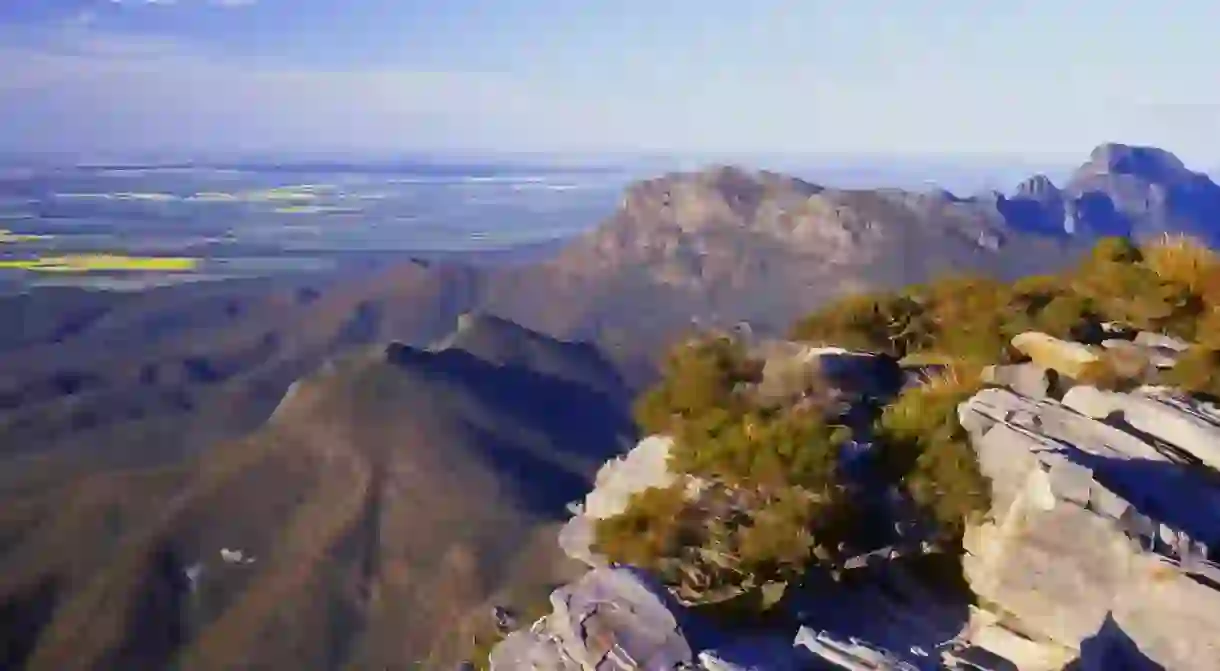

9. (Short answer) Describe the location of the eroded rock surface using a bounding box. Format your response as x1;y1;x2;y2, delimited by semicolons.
958;385;1220;670
489;567;693;671
495;330;1220;671
560;436;683;567
1010;332;1101;379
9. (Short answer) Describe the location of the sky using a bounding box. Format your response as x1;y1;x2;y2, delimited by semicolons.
2;0;1220;164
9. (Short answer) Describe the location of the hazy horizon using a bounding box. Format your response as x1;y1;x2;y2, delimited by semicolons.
1;149;1089;198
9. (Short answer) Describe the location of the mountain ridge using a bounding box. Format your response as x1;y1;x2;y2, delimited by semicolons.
2;141;1220;669
0;319;634;670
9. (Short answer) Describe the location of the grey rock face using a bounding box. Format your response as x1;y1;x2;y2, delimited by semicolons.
560;435;686;567
1100;339;1178;370
696;637;811;671
1062;385;1220;471
754;342;902;407
490;567;694;671
1132;330;1190;352
1003;174;1069;234
489;626;572;670
958;386;1220;670
792;627;920;670
981;363;1051;399
582;435;680;521
1081;144;1189;181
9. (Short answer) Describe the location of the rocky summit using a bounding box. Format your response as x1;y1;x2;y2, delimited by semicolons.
487;326;1220;670
1007;143;1220;243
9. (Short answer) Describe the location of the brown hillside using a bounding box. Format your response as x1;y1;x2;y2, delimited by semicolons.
0;322;633;670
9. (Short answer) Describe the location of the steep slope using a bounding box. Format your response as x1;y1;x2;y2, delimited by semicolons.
0;319;633;671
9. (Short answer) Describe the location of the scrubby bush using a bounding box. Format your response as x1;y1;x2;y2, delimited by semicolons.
788;293;928;357
1069;237;1208;339
601;332;858;612
671;405;846;488
1161;346;1220;400
1142;234;1220;292
1195;308;1220;349
592;484;696;570
1090;235;1144;264
632;335;762;436
874;367;990;536
1025;293;1097;341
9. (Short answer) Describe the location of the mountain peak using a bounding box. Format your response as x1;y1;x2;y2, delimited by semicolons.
1013;174;1061;200
1058;143;1220;241
1080;143;1189;181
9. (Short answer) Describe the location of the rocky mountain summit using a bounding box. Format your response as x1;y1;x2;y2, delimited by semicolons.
1002;143;1220;243
484;165;1091;356
485;143;1220;374
486;327;1220;670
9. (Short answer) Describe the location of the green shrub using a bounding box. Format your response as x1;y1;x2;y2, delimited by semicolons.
1090;236;1144;264
670;406;846;488
874;367;990;537
593;484;696;571
632;335;762;436
1026;293;1096;341
1160;346;1220;400
600;333;857;612
1142;234;1220;293
789;293;929;357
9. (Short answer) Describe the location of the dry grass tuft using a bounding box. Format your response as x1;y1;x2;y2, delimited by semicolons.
1142;233;1220;291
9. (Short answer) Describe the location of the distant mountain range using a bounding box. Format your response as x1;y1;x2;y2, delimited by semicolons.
1003;143;1220;242
1;142;1218;669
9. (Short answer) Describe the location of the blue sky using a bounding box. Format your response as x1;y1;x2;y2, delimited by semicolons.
2;1;1219;164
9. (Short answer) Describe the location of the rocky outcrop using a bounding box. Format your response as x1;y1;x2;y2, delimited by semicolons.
1066;143;1220;242
493;328;1220;670
1002;175;1068;235
980;362;1050;400
1010;332;1103;379
559;435;681;567
489;567;694;670
1062;385;1220;471
956;334;1220;669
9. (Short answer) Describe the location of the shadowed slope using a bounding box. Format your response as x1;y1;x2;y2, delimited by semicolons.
0;321;633;671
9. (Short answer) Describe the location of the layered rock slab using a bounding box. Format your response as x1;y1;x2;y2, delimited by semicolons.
959;386;1220;670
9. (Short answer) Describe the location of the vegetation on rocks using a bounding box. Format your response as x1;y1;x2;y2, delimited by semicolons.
604;336;855;608
594;235;1220;617
873;367;988;537
1162;346;1220;400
